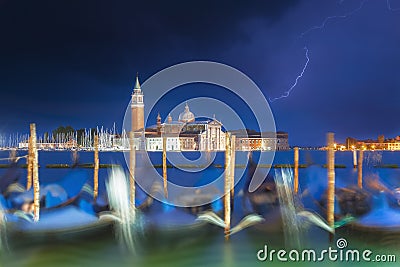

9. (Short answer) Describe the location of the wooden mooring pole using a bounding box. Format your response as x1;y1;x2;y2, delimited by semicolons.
294;147;299;194
162;136;168;198
224;133;231;240
26;135;33;190
327;133;335;241
358;150;363;189
129;132;136;211
230;135;236;202
94;135;99;201
30;123;40;222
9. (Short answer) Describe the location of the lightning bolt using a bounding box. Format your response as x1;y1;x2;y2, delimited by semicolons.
300;0;368;38
269;0;399;103
387;0;400;11
269;46;310;103
270;0;366;103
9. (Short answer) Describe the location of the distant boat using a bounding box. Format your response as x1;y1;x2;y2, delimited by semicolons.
242;159;342;235
143;200;212;247
5;168;91;211
5;205;113;242
350;192;400;232
243;155;279;215
1;168;153;244
318;186;372;219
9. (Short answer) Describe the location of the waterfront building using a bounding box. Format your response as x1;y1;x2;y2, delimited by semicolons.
387;142;400;151
230;130;289;151
345;135;400;151
276;131;290;150
127;73;287;151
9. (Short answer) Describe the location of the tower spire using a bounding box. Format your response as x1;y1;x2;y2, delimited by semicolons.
131;72;144;133
134;72;141;91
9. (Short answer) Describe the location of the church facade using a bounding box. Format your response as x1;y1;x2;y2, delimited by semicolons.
130;75;288;151
144;103;226;151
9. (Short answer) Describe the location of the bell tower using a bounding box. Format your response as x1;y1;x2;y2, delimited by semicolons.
131;73;144;132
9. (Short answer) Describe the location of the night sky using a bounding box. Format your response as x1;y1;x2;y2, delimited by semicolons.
0;0;399;146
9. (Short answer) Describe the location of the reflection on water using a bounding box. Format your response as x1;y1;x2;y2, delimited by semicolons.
3;229;400;267
105;166;143;254
365;151;383;168
274;168;302;249
274;168;335;250
223;241;234;267
0;201;8;253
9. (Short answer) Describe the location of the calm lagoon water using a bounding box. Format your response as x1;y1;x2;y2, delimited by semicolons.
0;150;399;267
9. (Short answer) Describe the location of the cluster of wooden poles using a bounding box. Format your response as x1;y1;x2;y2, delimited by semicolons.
293;133;365;241
25;125;363;242
158;132;237;240
220;132;365;241
25;123;116;222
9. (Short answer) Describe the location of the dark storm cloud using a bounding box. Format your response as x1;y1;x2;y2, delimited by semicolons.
0;0;299;71
0;0;299;133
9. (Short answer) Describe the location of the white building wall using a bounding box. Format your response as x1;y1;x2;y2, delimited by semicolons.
167;137;180;151
146;137;180;151
146;137;162;151
388;142;400;151
261;138;277;151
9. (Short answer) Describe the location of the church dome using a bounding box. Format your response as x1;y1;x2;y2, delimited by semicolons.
178;103;195;123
